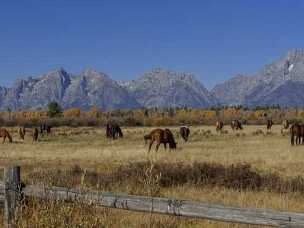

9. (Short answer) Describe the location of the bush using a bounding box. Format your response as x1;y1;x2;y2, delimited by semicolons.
47;102;63;118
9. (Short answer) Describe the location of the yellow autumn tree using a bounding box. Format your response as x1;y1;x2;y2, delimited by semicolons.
64;108;82;118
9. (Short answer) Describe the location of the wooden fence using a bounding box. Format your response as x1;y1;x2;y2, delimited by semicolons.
1;166;304;227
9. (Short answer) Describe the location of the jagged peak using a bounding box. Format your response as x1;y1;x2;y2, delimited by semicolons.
140;68;196;82
46;67;68;76
80;68;110;80
286;49;304;58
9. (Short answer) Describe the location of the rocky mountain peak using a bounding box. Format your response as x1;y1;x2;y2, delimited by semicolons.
212;49;304;107
0;68;142;111
286;49;304;62
43;67;68;78
81;68;105;77
122;68;219;108
145;68;194;80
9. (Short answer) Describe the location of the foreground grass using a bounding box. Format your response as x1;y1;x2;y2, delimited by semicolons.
0;125;303;227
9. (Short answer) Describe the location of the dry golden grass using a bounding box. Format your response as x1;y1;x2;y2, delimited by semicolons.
0;125;299;175
0;124;303;227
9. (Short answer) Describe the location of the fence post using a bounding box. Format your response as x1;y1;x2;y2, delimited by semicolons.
4;166;21;228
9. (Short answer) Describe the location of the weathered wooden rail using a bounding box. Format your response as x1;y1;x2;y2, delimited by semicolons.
1;166;304;227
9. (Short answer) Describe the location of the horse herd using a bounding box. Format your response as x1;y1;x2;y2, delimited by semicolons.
0;124;52;144
216;119;272;132
0;119;301;149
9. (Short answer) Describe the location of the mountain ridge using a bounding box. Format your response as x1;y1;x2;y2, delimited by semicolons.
120;68;219;108
0;68;142;111
0;67;217;111
2;49;304;111
212;49;304;107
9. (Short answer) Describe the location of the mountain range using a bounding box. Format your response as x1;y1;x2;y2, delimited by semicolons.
1;49;304;111
212;49;304;107
0;69;141;111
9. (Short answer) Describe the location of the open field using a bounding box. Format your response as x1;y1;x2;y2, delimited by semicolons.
0;125;304;227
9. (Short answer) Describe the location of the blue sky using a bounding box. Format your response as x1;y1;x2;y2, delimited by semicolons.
0;0;304;88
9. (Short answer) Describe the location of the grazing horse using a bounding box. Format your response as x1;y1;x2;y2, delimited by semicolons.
180;126;190;142
18;126;26;140
231;120;243;131
40;124;52;135
146;128;177;152
290;123;304;145
266;119;274;131
0;128;12;143
216;121;224;132
33;128;39;142
106;123;123;139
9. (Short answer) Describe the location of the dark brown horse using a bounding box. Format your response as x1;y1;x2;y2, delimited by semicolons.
180;126;190;142
33;128;39;142
231;120;242;130
266;119;274;131
216;121;224;131
106;123;123;140
146;128;177;152
18;126;26;140
0;128;12;143
40;124;52;135
290;123;304;145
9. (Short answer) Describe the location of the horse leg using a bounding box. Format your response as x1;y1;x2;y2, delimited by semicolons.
3;136;6;144
291;133;294;145
296;135;299;145
148;141;154;153
163;143;167;150
296;135;300;145
155;143;160;152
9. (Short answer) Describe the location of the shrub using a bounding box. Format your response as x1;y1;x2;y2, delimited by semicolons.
47;102;63;118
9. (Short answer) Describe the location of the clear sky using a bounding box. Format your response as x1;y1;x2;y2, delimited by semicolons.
0;0;304;89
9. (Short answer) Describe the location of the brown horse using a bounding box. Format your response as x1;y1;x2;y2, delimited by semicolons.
266;119;273;131
180;126;190;142
106;123;123;140
40;124;52;136
231;120;242;130
216;121;224;131
18;126;26;140
146;128;177;152
0;128;13;143
33;128;39;142
290;123;304;145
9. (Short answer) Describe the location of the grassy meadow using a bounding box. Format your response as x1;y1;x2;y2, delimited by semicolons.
0;124;303;227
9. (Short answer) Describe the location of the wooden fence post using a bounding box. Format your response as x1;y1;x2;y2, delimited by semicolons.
4;167;21;228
